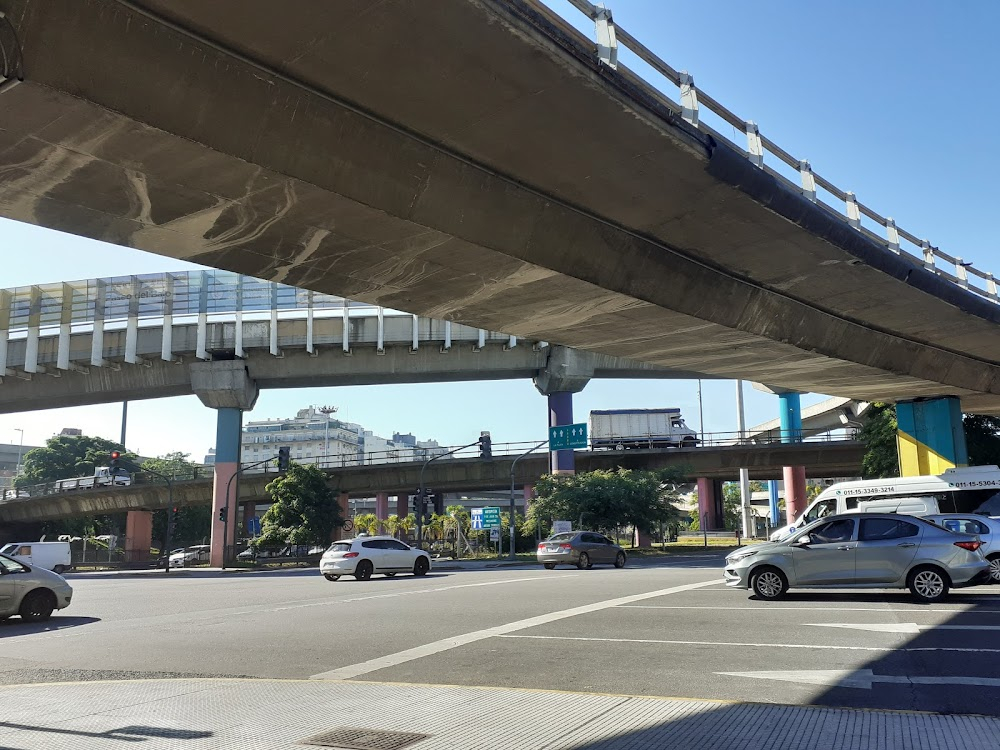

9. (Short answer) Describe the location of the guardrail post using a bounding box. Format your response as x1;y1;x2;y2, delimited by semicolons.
679;71;699;127
987;273;999;302
594;5;618;69
845;192;861;230
955;258;970;289
921;240;936;272
745;121;763;168
798;160;816;202
885;217;901;254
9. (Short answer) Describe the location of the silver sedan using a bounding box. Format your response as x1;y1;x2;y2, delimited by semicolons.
0;553;74;622
725;513;989;603
925;514;1000;583
537;531;627;570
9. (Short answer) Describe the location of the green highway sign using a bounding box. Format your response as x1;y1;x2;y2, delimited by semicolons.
549;423;588;451
482;507;502;528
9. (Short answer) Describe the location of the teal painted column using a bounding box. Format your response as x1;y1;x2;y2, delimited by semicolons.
896;397;968;476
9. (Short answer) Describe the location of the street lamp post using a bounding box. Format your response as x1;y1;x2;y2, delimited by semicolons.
509;440;547;561
319;405;338;468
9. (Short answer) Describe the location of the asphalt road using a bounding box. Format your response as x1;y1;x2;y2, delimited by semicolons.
3;554;1000;716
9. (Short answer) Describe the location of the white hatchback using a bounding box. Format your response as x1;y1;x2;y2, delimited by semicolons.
320;535;431;581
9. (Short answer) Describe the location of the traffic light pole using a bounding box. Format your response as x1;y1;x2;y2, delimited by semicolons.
221;456;278;569
509;440;548;561
417;439;480;548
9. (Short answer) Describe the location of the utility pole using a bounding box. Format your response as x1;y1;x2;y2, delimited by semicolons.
736;380;753;538
697;380;705;443
319;405;338;468
509;440;547;560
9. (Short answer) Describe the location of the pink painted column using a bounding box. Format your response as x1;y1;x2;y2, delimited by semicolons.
633;528;652;548
209;408;242;568
396;494;407;520
375;492;389;534
696;477;718;530
125;510;153;563
523;484;534;514
242;502;256;531
783;466;808;525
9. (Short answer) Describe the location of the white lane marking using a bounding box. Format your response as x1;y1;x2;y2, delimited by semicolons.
498;634;1000;654
620;605;1000;613
272;576;576;612
808;622;1000;634
718;669;1000;690
309;578;721;680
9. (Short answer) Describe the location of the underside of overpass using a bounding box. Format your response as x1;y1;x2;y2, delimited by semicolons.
3;1;1000;412
0;442;865;524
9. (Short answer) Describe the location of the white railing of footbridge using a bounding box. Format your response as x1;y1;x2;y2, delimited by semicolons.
0;270;534;376
534;0;997;304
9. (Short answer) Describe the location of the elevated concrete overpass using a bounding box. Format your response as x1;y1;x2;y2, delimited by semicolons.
2;0;1000;413
748;397;871;443
0;440;865;524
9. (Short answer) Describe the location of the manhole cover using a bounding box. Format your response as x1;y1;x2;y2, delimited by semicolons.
301;727;430;750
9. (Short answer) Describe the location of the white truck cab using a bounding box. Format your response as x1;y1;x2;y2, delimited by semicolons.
770;465;1000;541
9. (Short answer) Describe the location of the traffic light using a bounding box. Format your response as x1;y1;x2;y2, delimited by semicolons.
432;492;444;516
168;506;180;534
171;506;180;523
423;489;433;524
218;506;227;523
277;446;290;472
109;450;121;470
412;488;426;515
478;431;492;460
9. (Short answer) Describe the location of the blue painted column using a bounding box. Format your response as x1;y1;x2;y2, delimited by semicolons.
549;391;575;475
209;407;243;567
778;392;807;524
768;480;780;525
896;397;967;476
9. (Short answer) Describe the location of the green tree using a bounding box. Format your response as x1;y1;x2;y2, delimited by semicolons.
140;451;201;481
964;415;1000;466
721;481;765;531
253;463;342;547
529;468;684;535
353;513;379;536
15;434;138;488
858;402;899;478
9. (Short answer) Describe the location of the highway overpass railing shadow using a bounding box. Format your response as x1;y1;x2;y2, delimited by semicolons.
0;616;100;638
0;721;211;743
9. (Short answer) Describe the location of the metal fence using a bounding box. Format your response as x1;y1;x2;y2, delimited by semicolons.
541;0;996;303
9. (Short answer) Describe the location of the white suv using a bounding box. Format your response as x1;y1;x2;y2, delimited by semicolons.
320;535;431;581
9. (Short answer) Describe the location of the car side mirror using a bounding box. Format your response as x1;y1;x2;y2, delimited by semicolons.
793;535;812;547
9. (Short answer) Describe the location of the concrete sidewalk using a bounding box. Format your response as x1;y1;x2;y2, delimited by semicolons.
2;677;998;750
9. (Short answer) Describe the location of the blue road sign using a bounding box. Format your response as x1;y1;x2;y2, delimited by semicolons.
549;423;588;451
471;508;484;530
247;516;262;536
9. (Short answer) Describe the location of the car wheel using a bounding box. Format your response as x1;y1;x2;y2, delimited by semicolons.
908;566;950;603
615;551;627;569
413;556;430;576
385;572;397;577
354;560;374;581
19;589;56;622
751;567;788;600
543;563;556;570
577;552;591;570
988;555;1000;584
53;565;66;575
323;574;340;582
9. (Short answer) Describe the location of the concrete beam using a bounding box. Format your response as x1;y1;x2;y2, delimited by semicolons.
190;360;259;411
533;346;594;396
0;442;865;523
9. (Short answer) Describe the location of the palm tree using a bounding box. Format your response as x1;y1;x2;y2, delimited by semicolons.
354;512;378;535
383;514;402;539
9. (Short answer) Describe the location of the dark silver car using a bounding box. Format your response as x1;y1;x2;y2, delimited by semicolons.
724;513;989;603
925;514;1000;583
537;531;627;570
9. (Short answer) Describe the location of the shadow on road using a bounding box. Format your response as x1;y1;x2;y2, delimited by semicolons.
0;616;100;637
0;721;211;742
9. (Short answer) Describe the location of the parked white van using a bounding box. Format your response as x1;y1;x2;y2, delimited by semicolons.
770;465;1000;541
0;541;72;574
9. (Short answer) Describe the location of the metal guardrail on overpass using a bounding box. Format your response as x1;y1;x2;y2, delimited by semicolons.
550;0;996;303
0;434;866;523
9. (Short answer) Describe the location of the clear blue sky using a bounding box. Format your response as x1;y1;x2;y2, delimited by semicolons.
2;0;995;460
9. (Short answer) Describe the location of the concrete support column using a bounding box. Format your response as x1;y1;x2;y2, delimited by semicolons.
778;391;807;526
783;466;808;523
125;510;152;563
209;407;243;567
523;484;534;513
376;492;389;534
633;528;652;548
896;397;968;476
768;480;781;525
337;492;350;539
696;477;719;530
395;494;407;520
242;502;256;532
548;391;575;475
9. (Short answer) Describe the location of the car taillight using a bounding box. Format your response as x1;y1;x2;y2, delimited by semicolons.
537;543;546;549
344;552;360;558
955;541;982;552
559;543;572;549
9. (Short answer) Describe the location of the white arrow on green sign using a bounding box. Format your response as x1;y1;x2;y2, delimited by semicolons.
549;423;588;451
